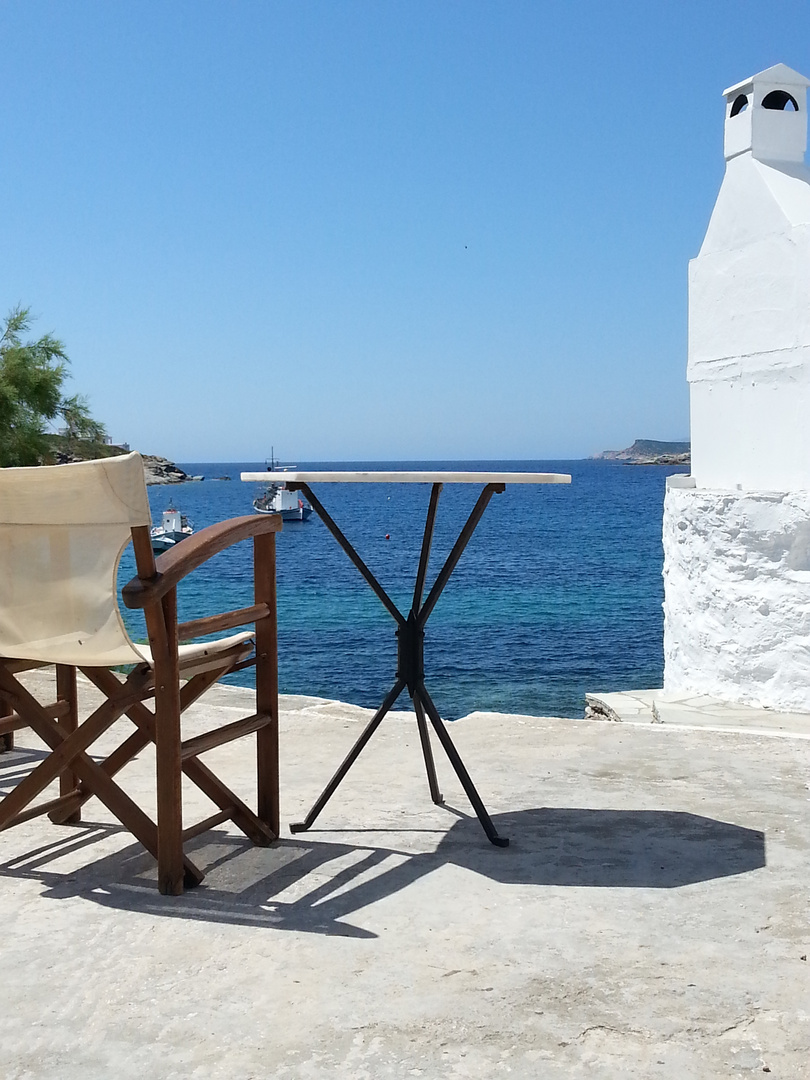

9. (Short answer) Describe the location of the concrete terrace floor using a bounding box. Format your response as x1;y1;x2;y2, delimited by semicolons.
1;670;809;1079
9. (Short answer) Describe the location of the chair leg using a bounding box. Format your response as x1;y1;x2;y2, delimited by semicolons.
155;686;185;893
150;590;186;896
0;664;203;885
0;694;12;753
55;666;81;824
254;531;279;837
81;666;275;847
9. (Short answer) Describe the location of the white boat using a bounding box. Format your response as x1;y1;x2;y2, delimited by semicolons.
150;507;194;553
252;451;312;522
253;485;313;521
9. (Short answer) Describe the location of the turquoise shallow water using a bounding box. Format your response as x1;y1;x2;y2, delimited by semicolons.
118;459;687;719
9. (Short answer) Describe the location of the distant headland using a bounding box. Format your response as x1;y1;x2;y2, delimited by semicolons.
591;439;691;466
45;436;199;485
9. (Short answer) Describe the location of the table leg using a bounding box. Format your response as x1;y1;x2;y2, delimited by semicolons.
416;681;508;847
412;483;442;612
413;693;443;804
418;483;504;628
297;483;404;627
290;677;406;833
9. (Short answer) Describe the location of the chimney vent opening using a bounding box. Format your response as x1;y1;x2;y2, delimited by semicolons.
730;94;749;117
762;90;799;111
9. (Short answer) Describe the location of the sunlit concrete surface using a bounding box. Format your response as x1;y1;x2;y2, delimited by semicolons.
1;670;808;1079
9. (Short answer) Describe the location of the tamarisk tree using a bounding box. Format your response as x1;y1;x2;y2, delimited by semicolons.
0;305;107;467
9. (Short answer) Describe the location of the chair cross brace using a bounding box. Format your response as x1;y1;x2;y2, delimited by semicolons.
0;647;278;892
287;481;509;847
0;663;205;887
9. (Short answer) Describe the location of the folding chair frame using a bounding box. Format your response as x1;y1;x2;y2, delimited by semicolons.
0;514;282;895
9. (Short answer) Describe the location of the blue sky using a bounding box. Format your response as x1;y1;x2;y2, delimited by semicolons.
2;1;809;462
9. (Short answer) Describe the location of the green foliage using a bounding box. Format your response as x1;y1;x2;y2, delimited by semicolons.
0;305;107;467
60;393;108;453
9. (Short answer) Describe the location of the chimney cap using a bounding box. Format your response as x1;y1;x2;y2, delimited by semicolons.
723;63;810;99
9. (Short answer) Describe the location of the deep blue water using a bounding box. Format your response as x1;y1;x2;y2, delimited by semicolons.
118;460;688;720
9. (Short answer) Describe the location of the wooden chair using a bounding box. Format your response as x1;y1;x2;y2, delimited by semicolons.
0;452;282;894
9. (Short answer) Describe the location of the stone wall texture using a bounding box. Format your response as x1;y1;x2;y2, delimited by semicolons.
663;486;810;711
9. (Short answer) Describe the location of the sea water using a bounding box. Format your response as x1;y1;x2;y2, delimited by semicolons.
119;460;687;720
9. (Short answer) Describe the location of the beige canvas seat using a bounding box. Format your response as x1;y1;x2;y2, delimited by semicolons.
0;453;282;894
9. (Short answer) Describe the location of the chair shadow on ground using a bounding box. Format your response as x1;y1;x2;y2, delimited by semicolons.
0;745;53;791
0;795;766;939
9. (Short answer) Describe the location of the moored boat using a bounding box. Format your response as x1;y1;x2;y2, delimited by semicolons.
253;483;312;522
251;451;312;522
150;507;193;553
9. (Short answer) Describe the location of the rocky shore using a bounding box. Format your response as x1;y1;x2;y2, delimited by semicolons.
141;455;200;485
45;438;198;486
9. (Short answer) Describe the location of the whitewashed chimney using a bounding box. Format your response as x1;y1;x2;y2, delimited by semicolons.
723;64;808;163
663;64;810;712
689;63;810;491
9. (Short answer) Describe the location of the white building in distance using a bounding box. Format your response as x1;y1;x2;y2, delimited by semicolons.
663;63;810;711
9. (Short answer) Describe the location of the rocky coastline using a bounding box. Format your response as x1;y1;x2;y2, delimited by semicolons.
592;438;690;466
45;438;199;485
140;455;200;485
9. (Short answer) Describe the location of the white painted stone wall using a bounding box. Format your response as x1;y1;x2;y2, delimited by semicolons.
663;484;810;711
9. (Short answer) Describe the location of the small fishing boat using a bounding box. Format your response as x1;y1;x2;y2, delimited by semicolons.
252;450;312;522
253;484;313;521
150;507;194;553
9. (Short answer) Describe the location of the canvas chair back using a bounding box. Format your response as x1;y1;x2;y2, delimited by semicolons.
0;453;151;666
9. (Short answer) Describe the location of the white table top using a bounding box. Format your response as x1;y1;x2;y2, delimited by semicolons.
241;470;572;485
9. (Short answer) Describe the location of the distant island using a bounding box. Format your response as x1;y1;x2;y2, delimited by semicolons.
592;439;691;466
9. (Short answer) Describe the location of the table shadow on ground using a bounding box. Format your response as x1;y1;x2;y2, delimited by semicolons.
0;806;766;938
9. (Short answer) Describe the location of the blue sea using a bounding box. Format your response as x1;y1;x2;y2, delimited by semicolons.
119;460;688;720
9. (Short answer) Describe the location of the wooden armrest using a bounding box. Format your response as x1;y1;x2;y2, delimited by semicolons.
122;514;282;609
177;604;270;642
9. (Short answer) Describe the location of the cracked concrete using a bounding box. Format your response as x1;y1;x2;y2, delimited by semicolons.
585;687;810;738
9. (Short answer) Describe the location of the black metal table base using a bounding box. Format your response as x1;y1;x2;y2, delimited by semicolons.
287;480;509;848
